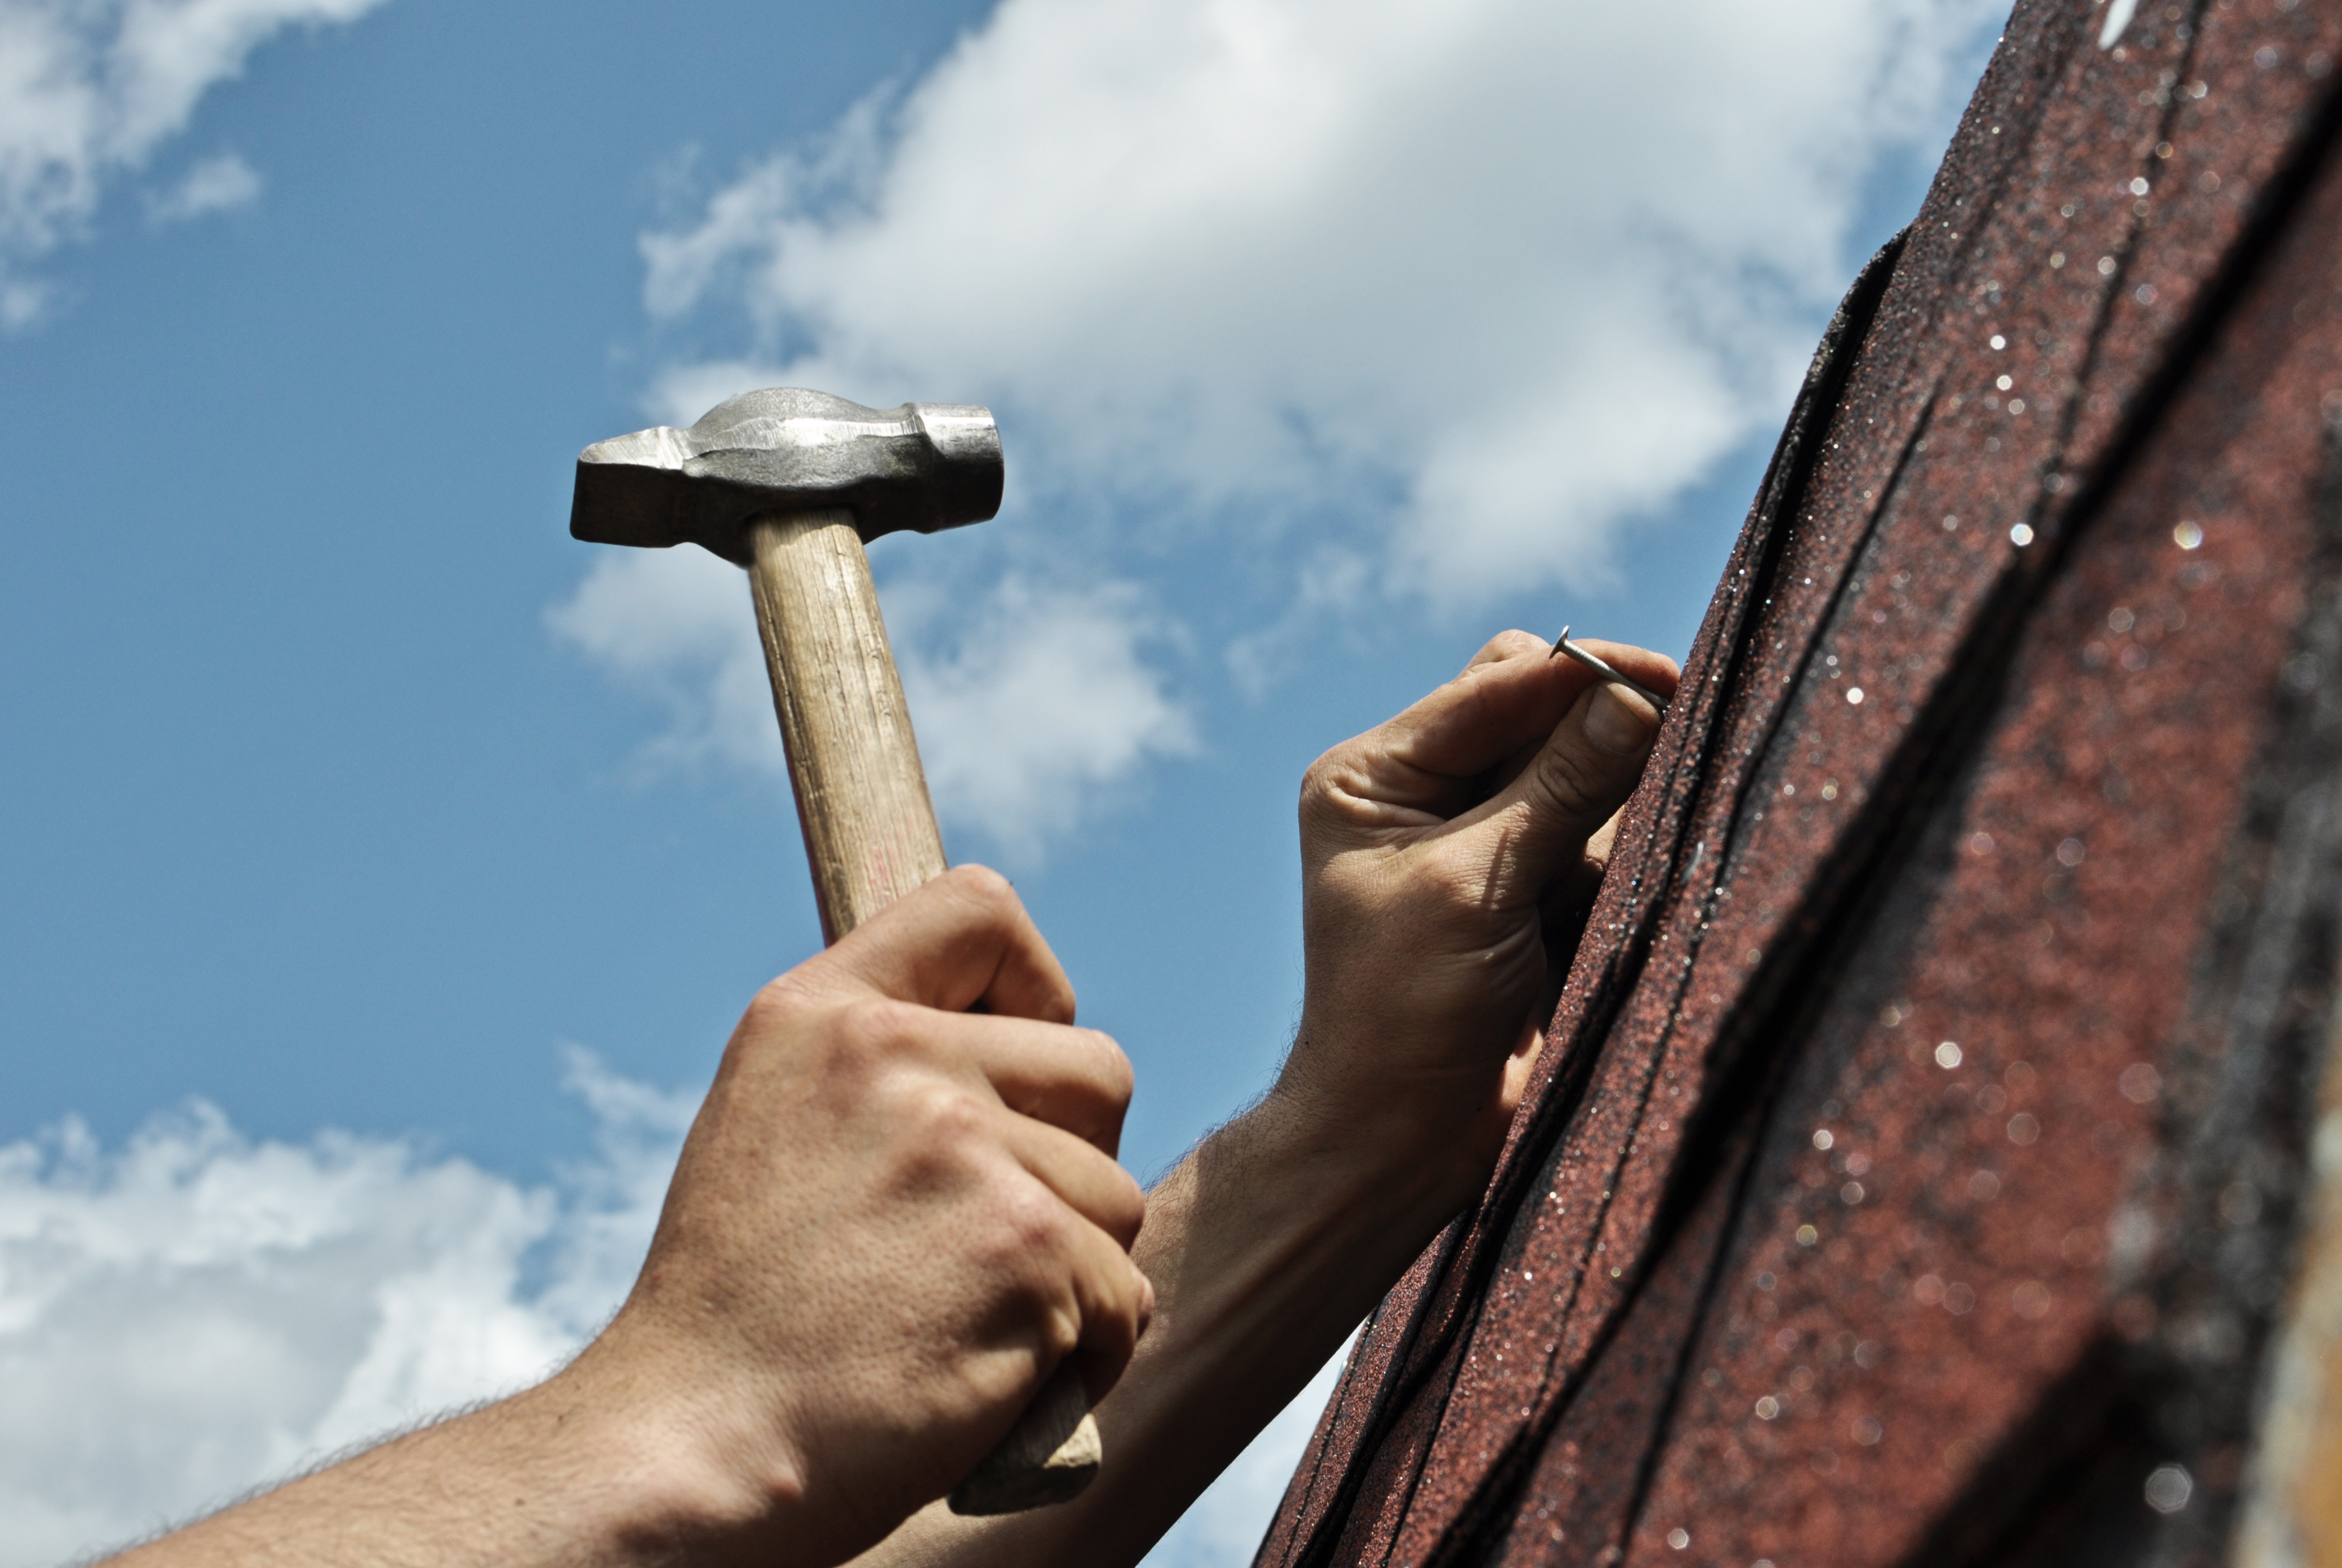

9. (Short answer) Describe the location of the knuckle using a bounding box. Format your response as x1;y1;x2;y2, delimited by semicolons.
1531;740;1611;823
733;977;831;1069
1092;1264;1148;1356
1298;753;1340;811
839;997;932;1066
943;863;1020;921
1419;842;1498;917
743;973;812;1032
1083;1028;1135;1103
1114;1273;1151;1340
888;1090;995;1197
904;1077;989;1145
987;1183;1070;1271
1299;749;1369;823
959;1192;1074;1330
1106;1168;1147;1241
1040;1301;1082;1360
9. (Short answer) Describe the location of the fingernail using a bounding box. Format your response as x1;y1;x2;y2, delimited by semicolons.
1584;684;1658;756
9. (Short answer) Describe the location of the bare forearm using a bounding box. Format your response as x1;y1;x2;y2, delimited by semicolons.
105;636;1665;1568
857;1087;1463;1568
105;1370;749;1568
100;1308;846;1568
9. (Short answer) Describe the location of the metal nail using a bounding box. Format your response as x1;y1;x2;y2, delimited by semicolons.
1549;625;1672;712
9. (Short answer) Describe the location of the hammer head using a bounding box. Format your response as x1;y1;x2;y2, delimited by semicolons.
571;387;1003;566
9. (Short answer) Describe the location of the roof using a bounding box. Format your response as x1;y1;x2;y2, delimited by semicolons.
1258;1;2342;1561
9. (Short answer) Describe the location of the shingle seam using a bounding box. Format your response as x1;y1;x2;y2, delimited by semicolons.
1387;237;1922;1567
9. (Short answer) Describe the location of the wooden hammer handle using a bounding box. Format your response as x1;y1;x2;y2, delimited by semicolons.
745;511;1102;1516
748;511;948;938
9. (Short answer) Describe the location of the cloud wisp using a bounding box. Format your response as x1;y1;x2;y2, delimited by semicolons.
146;148;260;221
892;573;1196;858
0;0;384;323
548;546;1195;862
0;1051;690;1568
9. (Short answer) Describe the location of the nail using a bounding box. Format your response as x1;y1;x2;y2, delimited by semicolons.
1550;627;1672;713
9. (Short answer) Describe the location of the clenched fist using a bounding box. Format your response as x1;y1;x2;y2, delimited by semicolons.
571;866;1153;1565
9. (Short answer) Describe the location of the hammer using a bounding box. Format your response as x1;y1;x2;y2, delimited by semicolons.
570;387;1101;1516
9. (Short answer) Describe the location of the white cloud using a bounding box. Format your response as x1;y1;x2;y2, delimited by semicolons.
146;148;259;221
0;0;385;314
548;547;1195;861
546;546;782;777
891;575;1196;858
639;0;2000;610
0;1052;692;1567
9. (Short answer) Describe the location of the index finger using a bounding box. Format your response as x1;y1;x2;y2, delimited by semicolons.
807;865;1079;1023
924;1010;1135;1156
1366;635;1679;811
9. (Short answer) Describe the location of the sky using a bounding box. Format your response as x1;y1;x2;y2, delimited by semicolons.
0;0;2003;1561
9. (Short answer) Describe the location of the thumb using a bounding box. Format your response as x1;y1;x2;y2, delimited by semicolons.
1469;681;1663;906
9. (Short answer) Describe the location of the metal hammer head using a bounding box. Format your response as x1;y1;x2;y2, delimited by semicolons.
571;387;1003;567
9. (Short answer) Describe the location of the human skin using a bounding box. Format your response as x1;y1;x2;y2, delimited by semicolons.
858;630;1677;1567
109;631;1677;1568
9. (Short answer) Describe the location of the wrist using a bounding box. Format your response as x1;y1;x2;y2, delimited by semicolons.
1229;1075;1484;1298
1272;1003;1515;1225
523;1332;814;1566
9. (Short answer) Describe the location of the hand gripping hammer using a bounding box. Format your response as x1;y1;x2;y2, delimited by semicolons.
570;387;1101;1516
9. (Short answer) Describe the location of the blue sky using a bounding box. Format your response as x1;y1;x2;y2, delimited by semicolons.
0;1;1999;1560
